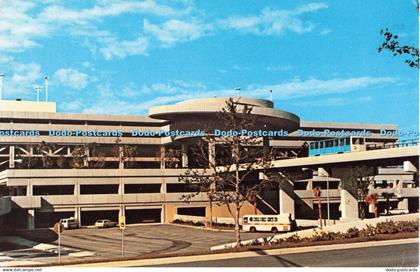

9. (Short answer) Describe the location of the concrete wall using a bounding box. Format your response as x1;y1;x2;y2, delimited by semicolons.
0;197;11;216
0;100;56;113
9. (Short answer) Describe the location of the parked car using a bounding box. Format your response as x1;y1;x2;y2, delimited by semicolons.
95;219;118;228
59;218;79;229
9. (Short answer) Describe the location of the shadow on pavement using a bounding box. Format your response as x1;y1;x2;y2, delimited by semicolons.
254;250;302;267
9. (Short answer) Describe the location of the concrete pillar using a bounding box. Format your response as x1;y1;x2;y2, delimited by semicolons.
118;179;125;194
118;145;124;170
161;205;166;223
84;149;89;167
181;144;188;168
160;146;165;169
398;198;409;211
263;137;270;159
160;178;167;194
9;145;15;168
119;205;125;217
340;190;358;220
74;180;80;195
74;207;81;227
208;142;216;167
26;180;32;196
27;209;35;229
278;176;295;218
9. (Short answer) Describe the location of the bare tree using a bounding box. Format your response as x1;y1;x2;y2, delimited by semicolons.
179;98;283;247
378;3;419;68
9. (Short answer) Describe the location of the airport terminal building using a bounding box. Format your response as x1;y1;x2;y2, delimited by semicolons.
0;97;418;229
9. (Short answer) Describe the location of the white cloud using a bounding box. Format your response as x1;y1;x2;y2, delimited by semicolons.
53;68;89;90
72;75;397;115
0;1;49;52
266;65;293;72
144;19;212;46
39;0;183;24
252;77;397;100
0;61;45;99
320;28;332;35
220;3;328;35
100;37;149;60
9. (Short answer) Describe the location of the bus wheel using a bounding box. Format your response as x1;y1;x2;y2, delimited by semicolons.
250;227;256;233
271;227;278;233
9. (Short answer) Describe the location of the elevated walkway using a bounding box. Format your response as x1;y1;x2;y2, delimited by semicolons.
269;146;418;170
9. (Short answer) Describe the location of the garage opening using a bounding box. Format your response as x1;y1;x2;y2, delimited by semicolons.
80;210;119;226
125;209;161;224
80;185;118;194
35;211;75;228
33;185;74;195
177;207;206;217
125;184;161;194
167;184;199;193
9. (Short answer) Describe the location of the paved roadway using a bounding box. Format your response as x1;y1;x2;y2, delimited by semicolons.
56;224;271;257
4;224;272;264
152;242;419;267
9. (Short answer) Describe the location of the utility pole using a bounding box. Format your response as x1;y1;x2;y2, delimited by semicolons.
234;87;240;97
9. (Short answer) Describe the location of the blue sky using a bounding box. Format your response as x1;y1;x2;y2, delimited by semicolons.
0;0;418;132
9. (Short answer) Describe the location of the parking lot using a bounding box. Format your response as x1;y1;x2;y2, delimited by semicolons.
1;224;273;265
57;224;271;257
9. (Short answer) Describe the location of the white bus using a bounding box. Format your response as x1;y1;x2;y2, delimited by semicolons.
242;214;292;233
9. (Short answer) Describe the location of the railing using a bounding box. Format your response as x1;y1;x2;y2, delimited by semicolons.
366;138;419;151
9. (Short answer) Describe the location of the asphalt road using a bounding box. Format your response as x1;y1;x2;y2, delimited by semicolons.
10;224;272;263
152;242;419;267
57;224;271;257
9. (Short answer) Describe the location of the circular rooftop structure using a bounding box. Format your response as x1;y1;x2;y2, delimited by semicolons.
149;97;300;132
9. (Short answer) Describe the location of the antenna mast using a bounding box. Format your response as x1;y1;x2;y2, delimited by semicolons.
34;85;43;102
234;87;240;97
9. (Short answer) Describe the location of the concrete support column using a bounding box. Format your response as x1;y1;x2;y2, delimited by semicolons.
118;179;125;194
74;180;80;195
208;142;216;167
26;180;32;196
119;145;124;170
181;144;188;168
161;205;166;223
119;205;125;216
160;178;167;194
27;209;35;229
83;149;89;168
74;207;81;227
160;146;165;169
9;145;15;168
340;190;358;220
263;136;270;159
278;174;295;218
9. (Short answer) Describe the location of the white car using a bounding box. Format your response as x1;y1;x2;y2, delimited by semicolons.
59;218;79;229
95;219;118;228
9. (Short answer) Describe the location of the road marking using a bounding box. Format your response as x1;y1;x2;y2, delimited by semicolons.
63;238;418;267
